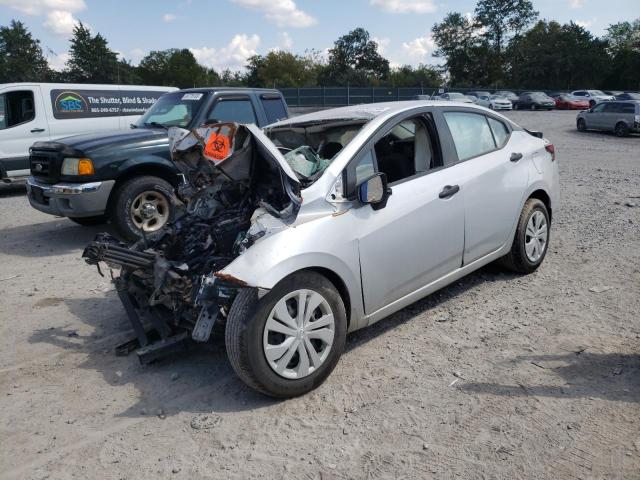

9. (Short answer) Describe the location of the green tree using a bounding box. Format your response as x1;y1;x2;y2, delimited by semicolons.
506;20;609;90
604;19;640;90
0;20;52;83
432;12;494;86
321;28;389;86
387;64;442;88
65;23;120;83
474;0;538;56
245;50;318;87
137;49;219;88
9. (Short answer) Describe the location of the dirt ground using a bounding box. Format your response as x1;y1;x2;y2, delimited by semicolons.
0;110;638;480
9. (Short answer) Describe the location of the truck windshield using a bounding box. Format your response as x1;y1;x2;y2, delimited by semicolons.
136;92;207;129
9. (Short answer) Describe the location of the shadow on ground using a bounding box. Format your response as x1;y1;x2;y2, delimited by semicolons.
27;262;522;417
0;183;26;198
0;218;115;257
460;351;640;403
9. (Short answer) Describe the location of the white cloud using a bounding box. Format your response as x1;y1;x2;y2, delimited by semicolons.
373;36;390;55
163;13;176;22
568;0;583;8
43;10;81;36
278;31;293;50
575;18;596;29
0;0;85;15
230;0;316;28
47;51;69;71
369;0;437;14
128;48;146;65
190;33;260;71
402;34;435;59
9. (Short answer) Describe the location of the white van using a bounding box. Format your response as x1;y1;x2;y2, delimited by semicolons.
0;83;177;182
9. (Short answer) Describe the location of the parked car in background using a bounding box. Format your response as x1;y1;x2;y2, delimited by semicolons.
465;95;478;102
0;83;176;183
577;100;640;137
468;91;492;100
604;90;624;97
571;90;615;107
436;92;475;103
494;91;519;102
515;92;556;110
84;100;559;397
475;94;513;110
27;88;289;240
548;91;569;99
615;92;640;101
555;94;590;110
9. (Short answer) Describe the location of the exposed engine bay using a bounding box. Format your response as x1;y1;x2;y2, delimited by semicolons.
82;119;366;362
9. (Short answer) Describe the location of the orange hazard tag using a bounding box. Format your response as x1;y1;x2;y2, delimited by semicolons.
204;133;231;162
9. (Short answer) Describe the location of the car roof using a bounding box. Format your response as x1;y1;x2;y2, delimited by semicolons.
174;87;282;94
268;100;491;127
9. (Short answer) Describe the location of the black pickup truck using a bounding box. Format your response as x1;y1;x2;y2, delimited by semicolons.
26;88;289;240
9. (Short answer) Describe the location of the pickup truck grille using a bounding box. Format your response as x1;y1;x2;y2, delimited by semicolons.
30;150;62;184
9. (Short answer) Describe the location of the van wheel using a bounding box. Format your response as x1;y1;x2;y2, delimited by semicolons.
225;271;347;398
577;118;587;132
69;215;107;226
498;198;550;274
615;122;629;137
110;176;174;242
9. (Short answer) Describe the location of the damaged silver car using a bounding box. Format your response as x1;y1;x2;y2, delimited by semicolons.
84;101;559;398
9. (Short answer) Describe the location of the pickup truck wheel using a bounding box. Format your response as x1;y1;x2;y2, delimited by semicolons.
225;271;347;398
498;198;550;274
68;215;107;226
111;176;174;242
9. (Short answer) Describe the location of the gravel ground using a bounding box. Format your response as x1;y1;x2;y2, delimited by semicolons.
0;110;638;480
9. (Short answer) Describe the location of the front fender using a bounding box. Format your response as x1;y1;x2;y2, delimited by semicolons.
219;217;365;331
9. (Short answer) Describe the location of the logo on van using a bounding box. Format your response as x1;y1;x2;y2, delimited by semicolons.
55;91;87;113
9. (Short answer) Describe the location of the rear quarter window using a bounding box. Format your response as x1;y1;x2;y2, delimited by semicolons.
261;97;287;124
487;117;510;148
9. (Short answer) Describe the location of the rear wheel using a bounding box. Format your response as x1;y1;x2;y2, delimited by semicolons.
110;176;174;242
577;118;587;132
530;104;537;111
225;271;347;398
615;122;629;137
499;198;550;274
69;215;107;226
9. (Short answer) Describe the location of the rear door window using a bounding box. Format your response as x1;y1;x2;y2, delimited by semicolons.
261;96;287;124
443;112;496;161
620;104;636;114
207;98;257;124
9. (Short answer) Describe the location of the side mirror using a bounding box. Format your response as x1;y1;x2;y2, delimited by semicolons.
357;172;391;210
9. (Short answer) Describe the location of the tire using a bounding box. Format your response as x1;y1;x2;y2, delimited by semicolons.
530;104;537;111
68;215;107;226
615;122;629;138
589;100;596;108
110;175;174;242
577;118;587;132
225;271;347;398
498;198;550;274
514;104;519;110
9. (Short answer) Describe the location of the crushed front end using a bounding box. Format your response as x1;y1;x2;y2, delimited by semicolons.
83;123;300;363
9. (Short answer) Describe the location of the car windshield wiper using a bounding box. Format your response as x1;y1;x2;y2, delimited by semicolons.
144;122;169;130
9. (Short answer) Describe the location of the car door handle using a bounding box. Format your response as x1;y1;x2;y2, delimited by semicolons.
510;152;523;162
31;128;45;133
439;185;460;199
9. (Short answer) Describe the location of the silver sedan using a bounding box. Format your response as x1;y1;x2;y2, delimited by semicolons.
219;101;558;396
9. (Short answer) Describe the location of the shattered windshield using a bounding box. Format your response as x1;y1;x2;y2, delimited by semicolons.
136;91;207;129
266;119;368;184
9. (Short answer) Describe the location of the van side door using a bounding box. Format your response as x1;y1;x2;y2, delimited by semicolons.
0;86;49;179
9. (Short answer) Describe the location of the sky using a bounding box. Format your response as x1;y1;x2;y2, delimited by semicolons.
0;0;638;72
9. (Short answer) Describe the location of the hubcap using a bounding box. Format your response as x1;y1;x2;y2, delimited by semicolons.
131;191;169;232
525;210;548;263
263;289;335;380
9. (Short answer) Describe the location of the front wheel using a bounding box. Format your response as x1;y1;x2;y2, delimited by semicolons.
498;198;550;274
530;104;537;111
110;176;174;242
225;271;347;398
577;118;587;132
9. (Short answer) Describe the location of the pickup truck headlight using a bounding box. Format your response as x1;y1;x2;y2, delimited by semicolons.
61;157;95;176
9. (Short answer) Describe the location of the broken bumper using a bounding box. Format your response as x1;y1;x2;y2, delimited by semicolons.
26;176;115;218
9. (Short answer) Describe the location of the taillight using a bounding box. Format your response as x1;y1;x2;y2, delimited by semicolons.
545;144;556;161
